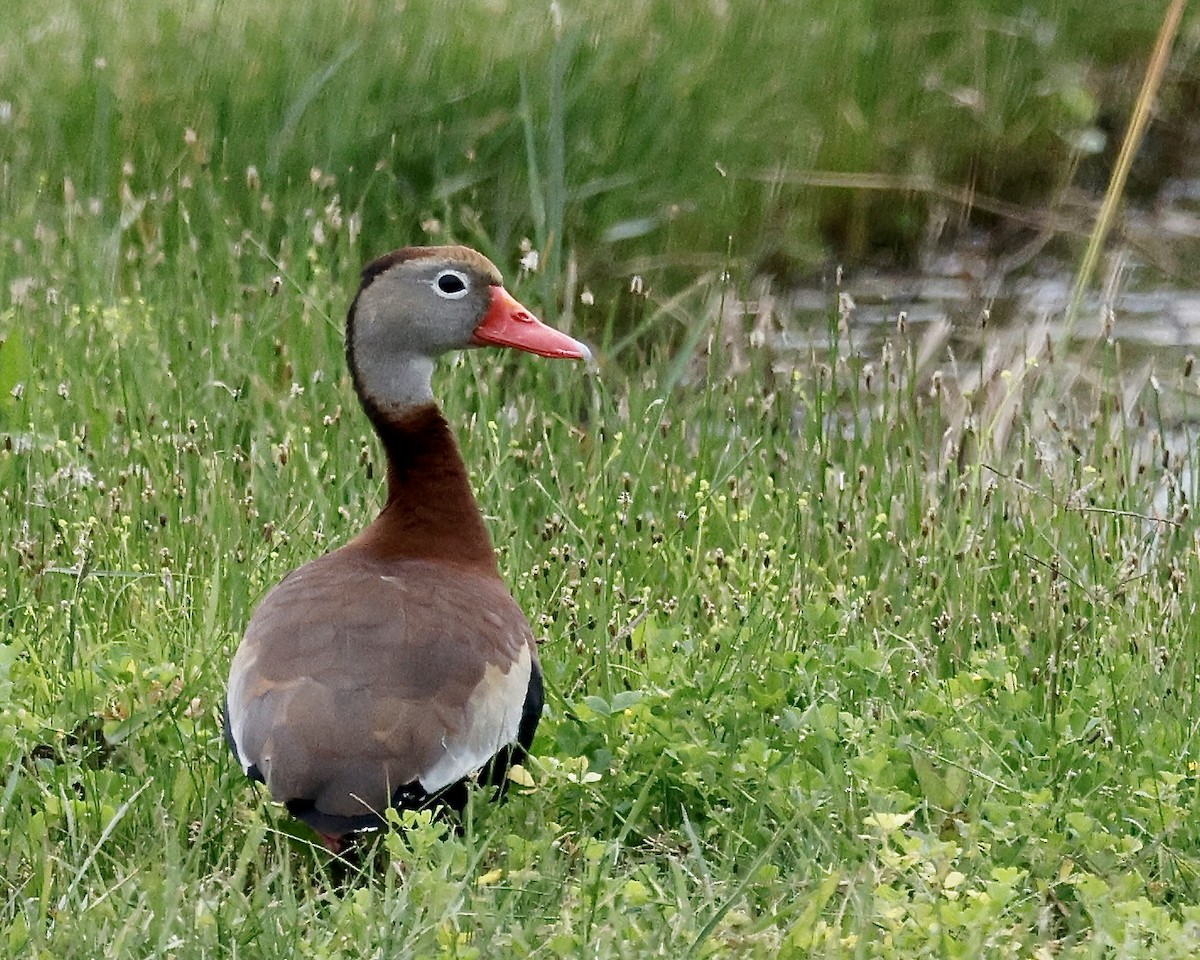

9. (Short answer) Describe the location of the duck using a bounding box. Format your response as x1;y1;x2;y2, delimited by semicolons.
224;245;589;853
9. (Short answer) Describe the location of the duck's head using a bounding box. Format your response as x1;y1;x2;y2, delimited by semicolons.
347;245;588;415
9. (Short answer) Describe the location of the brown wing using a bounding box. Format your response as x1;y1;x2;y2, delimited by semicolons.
226;551;536;820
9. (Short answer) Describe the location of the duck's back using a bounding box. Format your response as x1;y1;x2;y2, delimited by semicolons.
225;549;541;832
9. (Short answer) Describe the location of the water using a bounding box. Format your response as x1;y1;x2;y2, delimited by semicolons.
774;175;1200;374
758;179;1200;513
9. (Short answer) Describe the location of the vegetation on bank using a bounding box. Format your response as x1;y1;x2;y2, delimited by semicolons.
2;0;1194;306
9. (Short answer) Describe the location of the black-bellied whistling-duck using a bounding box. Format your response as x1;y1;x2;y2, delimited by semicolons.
224;245;588;853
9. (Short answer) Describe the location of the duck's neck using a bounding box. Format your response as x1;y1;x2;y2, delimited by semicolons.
350;401;499;573
353;349;436;411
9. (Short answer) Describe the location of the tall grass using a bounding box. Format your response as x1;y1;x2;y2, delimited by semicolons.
1;0;1187;312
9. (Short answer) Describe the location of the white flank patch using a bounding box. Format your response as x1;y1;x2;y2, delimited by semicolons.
417;644;532;793
225;644;258;774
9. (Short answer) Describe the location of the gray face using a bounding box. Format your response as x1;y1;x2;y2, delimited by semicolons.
352;252;502;360
347;247;507;413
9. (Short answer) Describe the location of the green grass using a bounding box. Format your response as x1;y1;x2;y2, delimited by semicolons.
3;225;1200;954
4;1;1200;956
1;0;1190;301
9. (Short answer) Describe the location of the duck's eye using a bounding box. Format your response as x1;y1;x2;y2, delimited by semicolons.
433;270;469;299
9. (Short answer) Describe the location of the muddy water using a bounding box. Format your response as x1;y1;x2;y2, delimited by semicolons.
777;176;1200;380
763;180;1200;511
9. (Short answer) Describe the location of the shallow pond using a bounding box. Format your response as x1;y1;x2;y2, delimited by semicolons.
756;178;1200;513
772;176;1200;403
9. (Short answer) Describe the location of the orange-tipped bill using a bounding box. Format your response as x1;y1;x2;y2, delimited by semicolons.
472;286;590;360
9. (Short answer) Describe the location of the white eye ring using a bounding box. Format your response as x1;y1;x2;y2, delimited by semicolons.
432;269;470;300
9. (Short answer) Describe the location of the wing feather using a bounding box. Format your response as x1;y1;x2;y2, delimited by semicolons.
226;551;537;819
